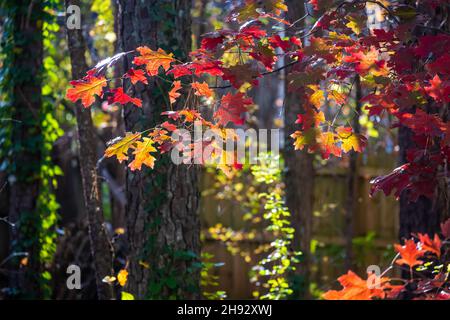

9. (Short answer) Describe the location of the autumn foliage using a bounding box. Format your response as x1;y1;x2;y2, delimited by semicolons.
324;220;450;300
65;0;450;299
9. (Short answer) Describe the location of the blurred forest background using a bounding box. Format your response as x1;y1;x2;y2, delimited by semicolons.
0;0;405;300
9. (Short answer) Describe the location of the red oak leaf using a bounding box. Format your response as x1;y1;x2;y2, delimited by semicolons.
418;233;441;258
66;74;107;108
191;82;213;98
133;46;175;76
269;35;291;51
214;92;253;126
201;35;225;51
109;88;142;107
169;81;182;105
190;60;224;77
168;64;193;78
161;121;177;132
249;43;277;70
125;68;148;85
394;239;424;268
343;47;386;76
370;164;411;200
323;270;390;300
424;74;450;103
396;109;446;137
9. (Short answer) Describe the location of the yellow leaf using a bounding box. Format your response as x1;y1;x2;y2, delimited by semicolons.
117;269;128;287
128;137;157;171
114;227;125;235
336;127;367;153
121;291;135;300
346;15;366;35
105;132;141;163
308;85;325;108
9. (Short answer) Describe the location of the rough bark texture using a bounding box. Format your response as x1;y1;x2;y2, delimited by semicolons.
117;0;200;299
284;0;314;298
7;0;44;298
65;0;114;300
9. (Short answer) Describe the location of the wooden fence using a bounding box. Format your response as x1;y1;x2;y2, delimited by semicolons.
200;151;400;299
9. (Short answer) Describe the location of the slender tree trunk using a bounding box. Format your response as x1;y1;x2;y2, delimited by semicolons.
7;0;44;298
284;0;314;298
344;76;361;270
117;0;200;299
65;0;114;300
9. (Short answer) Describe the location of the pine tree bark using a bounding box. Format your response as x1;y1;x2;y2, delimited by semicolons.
7;0;44;298
117;0;200;299
65;0;114;300
284;0;314;298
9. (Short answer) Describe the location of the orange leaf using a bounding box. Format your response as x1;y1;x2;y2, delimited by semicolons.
128;137;157;171
418;233;441;258
104;132;141;163
66;74;107;108
192;81;213;98
308;85;325;108
323;270;390;300
117;269;128;287
317;131;342;159
394;239;424;268
125;68;148;85
169;81;182;105
179;109;202;122
133;46;175;76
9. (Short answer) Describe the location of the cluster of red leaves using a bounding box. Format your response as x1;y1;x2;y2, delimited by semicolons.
66;0;449;204
297;1;450;201
65;1;294;173
324;219;450;300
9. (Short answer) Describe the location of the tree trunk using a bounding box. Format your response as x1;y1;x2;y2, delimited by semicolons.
398;2;448;240
398;128;441;240
65;0;114;300
7;0;44;299
344;76;361;270
284;0;314;298
117;0;200;299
